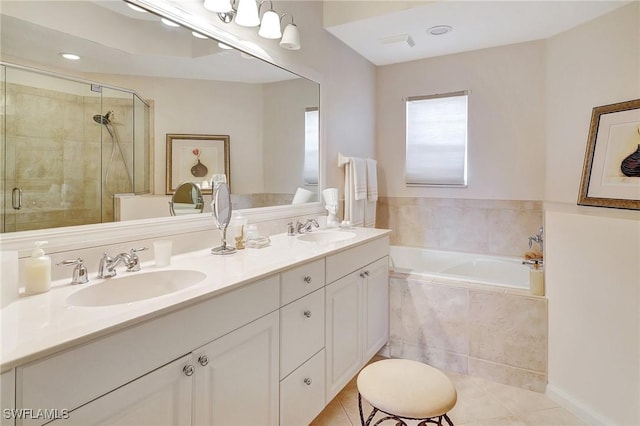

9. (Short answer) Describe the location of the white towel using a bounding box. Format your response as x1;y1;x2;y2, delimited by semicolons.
366;158;378;202
364;158;378;228
344;160;365;226
351;158;367;201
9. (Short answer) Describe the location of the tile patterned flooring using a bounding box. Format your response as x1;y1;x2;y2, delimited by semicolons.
311;357;584;426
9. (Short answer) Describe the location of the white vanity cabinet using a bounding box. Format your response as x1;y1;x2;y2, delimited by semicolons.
325;237;390;401
1;370;15;426
194;311;279;426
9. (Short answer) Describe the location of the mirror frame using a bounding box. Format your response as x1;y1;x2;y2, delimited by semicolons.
0;0;324;254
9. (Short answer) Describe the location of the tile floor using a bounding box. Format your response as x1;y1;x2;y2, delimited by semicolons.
311;357;584;426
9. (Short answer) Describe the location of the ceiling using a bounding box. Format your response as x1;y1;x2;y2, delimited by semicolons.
324;0;633;66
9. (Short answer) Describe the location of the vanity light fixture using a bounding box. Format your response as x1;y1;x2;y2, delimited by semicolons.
203;0;233;13
234;0;260;27
126;3;146;13
258;0;281;39
161;17;180;27
60;53;80;60
192;31;208;39
279;14;300;50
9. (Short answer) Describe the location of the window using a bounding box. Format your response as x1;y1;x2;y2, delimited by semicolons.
303;107;319;185
405;91;468;187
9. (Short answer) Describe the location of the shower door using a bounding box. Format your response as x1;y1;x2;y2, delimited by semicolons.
2;66;104;232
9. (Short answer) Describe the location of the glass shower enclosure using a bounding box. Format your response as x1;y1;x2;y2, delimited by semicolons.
1;63;150;233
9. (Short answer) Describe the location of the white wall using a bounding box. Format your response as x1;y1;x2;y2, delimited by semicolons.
544;3;640;425
376;40;546;200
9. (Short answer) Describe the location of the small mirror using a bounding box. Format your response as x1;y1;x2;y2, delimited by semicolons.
169;183;204;216
211;183;236;255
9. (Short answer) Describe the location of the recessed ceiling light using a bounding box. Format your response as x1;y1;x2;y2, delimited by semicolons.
428;25;452;36
126;3;146;12
161;18;180;27
60;53;80;60
192;31;208;39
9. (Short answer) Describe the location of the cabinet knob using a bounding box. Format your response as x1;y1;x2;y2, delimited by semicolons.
359;272;365;278
303;310;312;318
304;377;312;386
198;355;209;366
303;275;312;284
183;365;195;376
364;270;370;277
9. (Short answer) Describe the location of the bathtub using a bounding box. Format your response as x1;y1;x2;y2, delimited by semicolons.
389;246;529;290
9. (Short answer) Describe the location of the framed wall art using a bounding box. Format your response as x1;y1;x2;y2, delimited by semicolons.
578;99;640;210
166;134;230;195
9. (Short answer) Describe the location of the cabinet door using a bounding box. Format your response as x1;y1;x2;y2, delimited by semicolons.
280;349;325;426
48;355;192;426
194;312;279;426
1;370;15;426
363;257;390;360
325;271;362;401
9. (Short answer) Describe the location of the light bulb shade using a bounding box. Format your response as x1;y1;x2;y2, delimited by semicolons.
279;23;300;50
203;0;232;13
258;10;281;39
235;0;260;27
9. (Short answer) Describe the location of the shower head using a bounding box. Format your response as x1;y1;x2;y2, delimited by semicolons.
93;111;114;137
93;111;112;125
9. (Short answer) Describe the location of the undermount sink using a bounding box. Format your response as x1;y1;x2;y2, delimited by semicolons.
296;230;356;244
67;269;207;307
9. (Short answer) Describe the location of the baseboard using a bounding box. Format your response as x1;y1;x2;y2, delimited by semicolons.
546;384;613;425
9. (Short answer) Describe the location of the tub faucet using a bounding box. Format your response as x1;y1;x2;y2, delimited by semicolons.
528;227;544;252
98;247;147;278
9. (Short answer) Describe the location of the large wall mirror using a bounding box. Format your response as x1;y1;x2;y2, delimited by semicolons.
0;0;320;234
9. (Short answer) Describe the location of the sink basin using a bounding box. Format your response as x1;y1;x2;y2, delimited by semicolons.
67;269;206;307
297;230;356;244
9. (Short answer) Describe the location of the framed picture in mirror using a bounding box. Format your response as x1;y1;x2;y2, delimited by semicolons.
166;134;230;195
578;99;640;210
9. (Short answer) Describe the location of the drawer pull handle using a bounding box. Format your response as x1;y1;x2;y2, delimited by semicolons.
304;377;312;386
183;365;195;376
303;310;312;318
198;355;209;366
303;275;312;283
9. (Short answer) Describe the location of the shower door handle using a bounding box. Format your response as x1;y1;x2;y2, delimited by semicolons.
12;188;22;210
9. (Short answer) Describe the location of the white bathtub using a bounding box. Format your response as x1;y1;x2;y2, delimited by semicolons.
389;246;529;290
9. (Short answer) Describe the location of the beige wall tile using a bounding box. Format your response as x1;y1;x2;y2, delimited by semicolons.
468;358;547;392
469;291;547;372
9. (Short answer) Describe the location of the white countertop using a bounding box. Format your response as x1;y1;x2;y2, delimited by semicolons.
0;227;390;373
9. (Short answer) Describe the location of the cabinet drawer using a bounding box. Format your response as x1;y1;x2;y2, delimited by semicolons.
280;288;324;379
326;236;389;283
280;258;325;306
280;349;325;426
16;275;279;422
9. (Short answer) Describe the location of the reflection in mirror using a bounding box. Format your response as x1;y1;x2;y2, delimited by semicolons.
211;183;236;255
0;0;320;234
169;182;204;216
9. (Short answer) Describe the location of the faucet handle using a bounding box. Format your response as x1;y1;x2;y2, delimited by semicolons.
287;222;296;236
127;247;147;272
57;258;89;285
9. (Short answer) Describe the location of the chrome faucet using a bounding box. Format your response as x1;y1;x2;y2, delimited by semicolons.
98;247;147;278
528;227;544;252
295;218;319;234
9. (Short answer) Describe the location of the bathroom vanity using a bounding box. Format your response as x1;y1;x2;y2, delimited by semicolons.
0;228;390;426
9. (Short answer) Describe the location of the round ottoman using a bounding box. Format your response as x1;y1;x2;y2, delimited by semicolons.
356;359;457;426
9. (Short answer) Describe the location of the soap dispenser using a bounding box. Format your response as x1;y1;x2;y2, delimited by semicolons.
24;241;52;295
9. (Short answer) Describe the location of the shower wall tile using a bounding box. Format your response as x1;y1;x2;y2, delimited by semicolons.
469;291;547;373
400;341;469;375
377;197;543;257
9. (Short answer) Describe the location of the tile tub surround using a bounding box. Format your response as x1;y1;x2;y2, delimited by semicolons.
387;276;548;392
376;197;543;257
